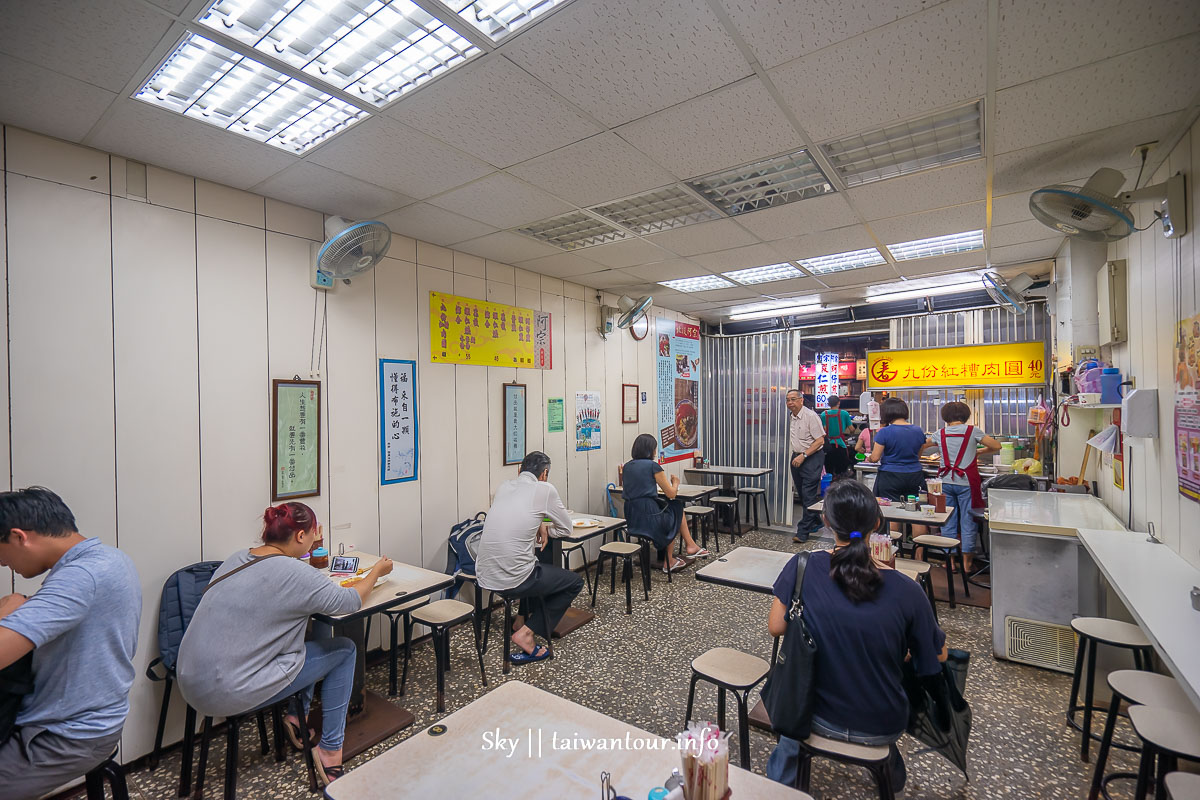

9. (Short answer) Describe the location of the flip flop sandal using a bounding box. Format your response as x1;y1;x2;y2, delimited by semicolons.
687;548;711;558
509;644;551;664
283;718;314;751
311;748;345;788
662;557;687;573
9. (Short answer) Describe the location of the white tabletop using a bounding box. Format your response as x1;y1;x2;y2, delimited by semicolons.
313;553;454;621
686;465;772;478
1077;529;1200;712
611;483;719;500
325;681;812;799
563;513;625;542
808;499;955;525
695;546;795;595
988;489;1127;537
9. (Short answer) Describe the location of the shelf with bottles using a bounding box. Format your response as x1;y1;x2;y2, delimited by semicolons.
1061;402;1121;409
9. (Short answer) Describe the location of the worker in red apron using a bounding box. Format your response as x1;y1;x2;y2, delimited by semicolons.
928;402;1002;573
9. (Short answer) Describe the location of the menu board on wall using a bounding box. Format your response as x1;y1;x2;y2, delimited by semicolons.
430;291;551;369
866;341;1047;390
656;318;700;463
815;352;839;409
1174;312;1200;502
379;359;418;484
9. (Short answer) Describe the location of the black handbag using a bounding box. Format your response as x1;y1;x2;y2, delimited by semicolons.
0;652;34;746
760;551;818;740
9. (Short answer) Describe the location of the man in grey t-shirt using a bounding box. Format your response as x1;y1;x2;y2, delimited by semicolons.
0;487;141;800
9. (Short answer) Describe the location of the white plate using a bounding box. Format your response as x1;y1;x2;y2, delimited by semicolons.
572;518;601;528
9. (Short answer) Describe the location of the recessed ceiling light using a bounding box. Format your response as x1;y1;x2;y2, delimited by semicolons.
516;211;628;250
590;186;722;235
821;101;982;187
723;262;805;285
796;247;886;275
728;297;820;320
659;275;735;293
864;280;983;303
445;0;572;41
134;33;368;153
197;0;480;106
686;149;835;216
885;230;984;261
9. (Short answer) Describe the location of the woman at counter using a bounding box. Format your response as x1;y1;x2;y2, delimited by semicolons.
867;398;928;503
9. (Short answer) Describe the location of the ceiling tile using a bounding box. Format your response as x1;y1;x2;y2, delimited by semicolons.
747;276;824;295
569;269;642;289
989;240;1062;266
0;55;116;142
769;0;986;141
622;259;713;282
255;163;413;219
989;219;1061;248
88;98;297;190
996;0;1200;89
453;230;563;263
513;251;605;278
721;0;936;70
818;264;900;288
502;0;751;127
376;203;498;247
731;193;855;241
990;115;1167;195
993;35;1200;153
644;218;759;256
689;286;761;303
846;160;985;220
867;202;985;244
0;0;173;93
308;117;493;200
508;132;678;207
769;224;879;262
581;238;675;268
690;242;792;272
427;173;572;229
389;55;602;168
615;77;802;178
895;250;987;277
992;192;1036;226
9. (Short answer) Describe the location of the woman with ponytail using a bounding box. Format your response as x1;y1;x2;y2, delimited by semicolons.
177;502;393;787
765;479;947;793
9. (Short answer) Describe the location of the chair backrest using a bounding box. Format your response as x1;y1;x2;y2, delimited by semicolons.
151;561;223;677
606;483;625;518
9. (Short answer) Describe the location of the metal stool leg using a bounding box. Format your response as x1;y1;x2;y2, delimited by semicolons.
623;556;632;614
684;672;700;727
432;626;447;713
387;612;400;696
179;704;197;797
224;716;239;800
399;613;414;696
193;716;212;800
735;690;751;770
151;676;173;770
502;599;513;675
942;548;956;609
1081;637;1098;762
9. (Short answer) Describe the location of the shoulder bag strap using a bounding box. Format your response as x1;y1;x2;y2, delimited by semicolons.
202;553;289;594
788;551;812;619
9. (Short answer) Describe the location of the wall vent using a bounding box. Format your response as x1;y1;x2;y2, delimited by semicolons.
1005;616;1076;673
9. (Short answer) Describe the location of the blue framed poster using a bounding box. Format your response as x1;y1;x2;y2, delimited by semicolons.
380;359;418;484
503;382;527;465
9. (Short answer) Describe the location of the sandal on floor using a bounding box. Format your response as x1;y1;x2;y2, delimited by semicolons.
686;548;711;558
662;557;687;573
283;718;314;751
509;644;551;664
311;748;345;788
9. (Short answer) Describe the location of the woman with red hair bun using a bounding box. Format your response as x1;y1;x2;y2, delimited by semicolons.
177;502;393;787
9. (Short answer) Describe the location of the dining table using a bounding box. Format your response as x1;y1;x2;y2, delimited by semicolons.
684;464;772;493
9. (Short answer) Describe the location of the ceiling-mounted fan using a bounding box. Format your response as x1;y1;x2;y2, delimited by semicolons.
982;272;1056;316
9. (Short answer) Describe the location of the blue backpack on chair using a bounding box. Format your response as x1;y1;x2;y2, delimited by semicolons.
445;512;486;598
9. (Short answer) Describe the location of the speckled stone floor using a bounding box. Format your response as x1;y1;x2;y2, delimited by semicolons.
96;529;1146;799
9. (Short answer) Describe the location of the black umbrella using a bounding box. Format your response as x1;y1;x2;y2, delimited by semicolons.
902;648;973;778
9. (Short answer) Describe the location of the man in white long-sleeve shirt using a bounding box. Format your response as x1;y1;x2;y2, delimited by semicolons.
476;452;582;664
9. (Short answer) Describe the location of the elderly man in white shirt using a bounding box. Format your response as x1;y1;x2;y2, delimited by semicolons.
786;389;826;543
475;451;583;664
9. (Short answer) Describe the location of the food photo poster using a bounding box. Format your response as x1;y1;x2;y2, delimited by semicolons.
656;318;700;463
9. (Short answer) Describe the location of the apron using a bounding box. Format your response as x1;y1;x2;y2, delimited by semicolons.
938;426;984;509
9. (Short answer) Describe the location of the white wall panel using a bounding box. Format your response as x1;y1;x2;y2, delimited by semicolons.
0;135;9;593
563;297;589;513
453;274;490;519
111;198;200;760
417;265;458;571
197;216;269;560
487;279;519;501
540;291;569;509
585;301;609;516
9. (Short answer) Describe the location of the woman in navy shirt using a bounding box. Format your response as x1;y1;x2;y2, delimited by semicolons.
622;434;708;572
867;397;929;502
766;479;947;792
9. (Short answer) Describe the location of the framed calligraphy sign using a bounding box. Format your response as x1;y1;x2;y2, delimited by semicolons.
272;379;321;501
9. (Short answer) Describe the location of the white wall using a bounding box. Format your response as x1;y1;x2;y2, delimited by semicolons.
1068;118;1200;566
0;126;697;762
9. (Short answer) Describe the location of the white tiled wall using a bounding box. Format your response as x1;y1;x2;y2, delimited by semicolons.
0;125;696;761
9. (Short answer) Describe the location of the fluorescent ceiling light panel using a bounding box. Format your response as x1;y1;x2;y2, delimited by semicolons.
686;149;835;216
723;262;805;285
659;275;735;293
728;297;820;320
590;186;722;235
516;211;628;250
197;0;479;106
821;102;982;187
445;0;571;41
797;247;886;275
864;278;984;303
135;33;367;153
886;230;984;261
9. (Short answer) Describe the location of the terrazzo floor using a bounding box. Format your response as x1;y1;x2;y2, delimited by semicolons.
91;528;1148;799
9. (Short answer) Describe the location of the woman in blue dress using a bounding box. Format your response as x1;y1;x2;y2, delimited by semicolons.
622;434;709;572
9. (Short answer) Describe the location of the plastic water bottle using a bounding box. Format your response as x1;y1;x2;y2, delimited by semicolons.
1100;368;1122;404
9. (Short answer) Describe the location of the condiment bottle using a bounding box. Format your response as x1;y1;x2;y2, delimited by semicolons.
310;547;329;569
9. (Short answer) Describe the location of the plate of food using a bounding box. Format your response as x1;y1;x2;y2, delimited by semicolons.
572;518;601;529
675;400;698;448
339;574;389;590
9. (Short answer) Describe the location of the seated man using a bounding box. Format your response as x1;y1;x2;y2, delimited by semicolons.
0;487;141;800
475;451;583;664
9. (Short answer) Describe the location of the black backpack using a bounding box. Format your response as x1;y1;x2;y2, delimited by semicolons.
145;561;223;682
0;652;33;745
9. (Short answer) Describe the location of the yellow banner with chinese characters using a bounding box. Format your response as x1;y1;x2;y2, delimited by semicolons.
866;342;1047;389
430;291;551;369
